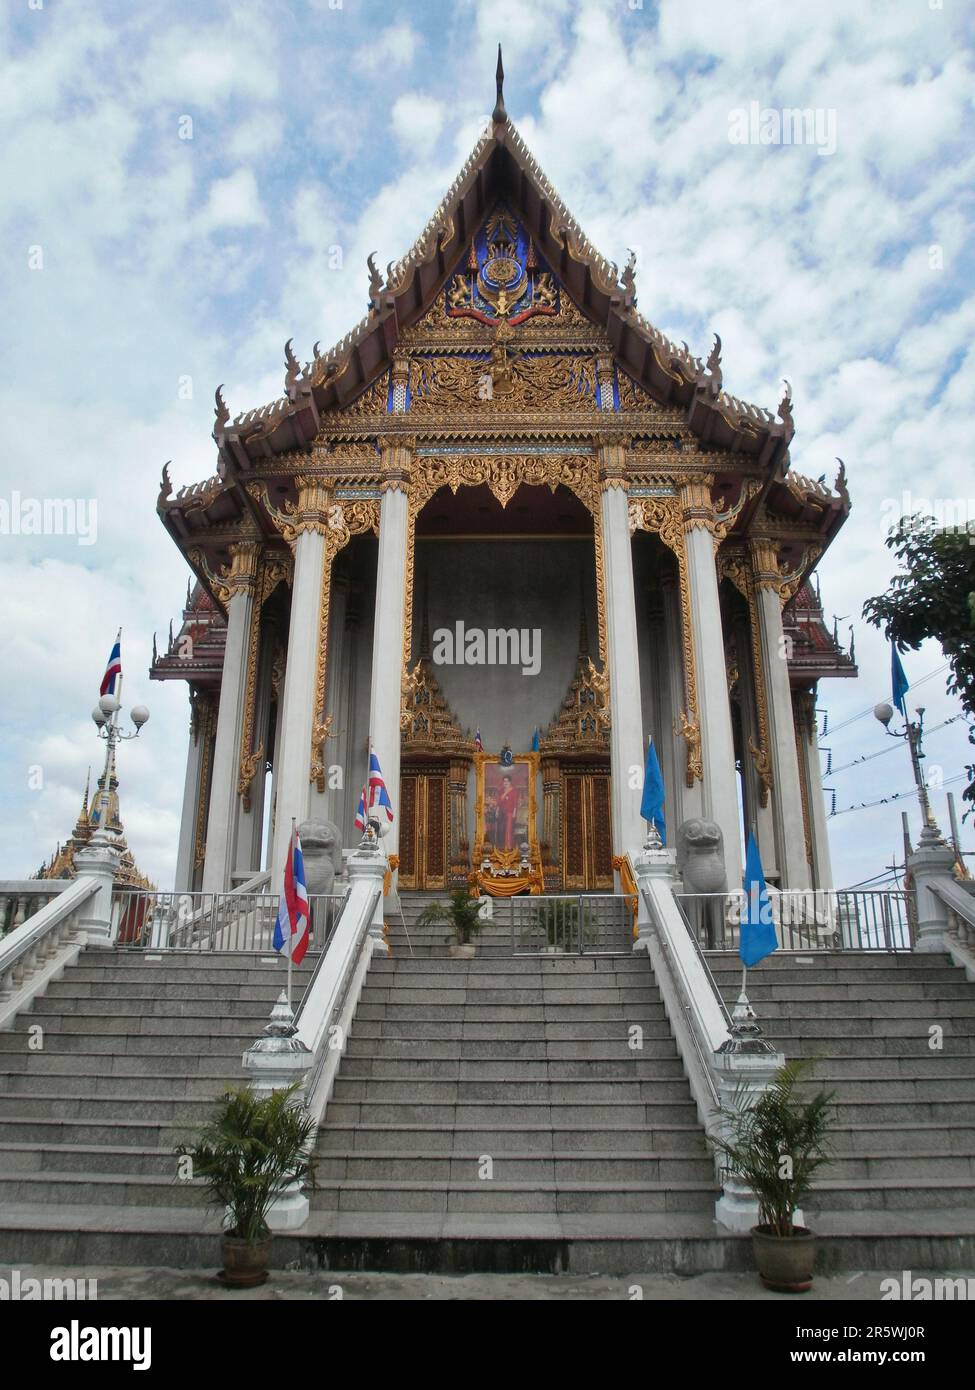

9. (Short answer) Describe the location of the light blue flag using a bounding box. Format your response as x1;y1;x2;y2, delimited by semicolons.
891;643;910;718
639;738;666;844
531;727;540;752
740;832;777;968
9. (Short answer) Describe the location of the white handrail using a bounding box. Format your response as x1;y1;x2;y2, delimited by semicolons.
0;876;97;981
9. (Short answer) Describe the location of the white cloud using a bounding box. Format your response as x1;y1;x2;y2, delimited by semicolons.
199;168;265;230
391;93;445;152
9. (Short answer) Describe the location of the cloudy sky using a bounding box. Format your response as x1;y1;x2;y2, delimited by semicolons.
1;0;972;891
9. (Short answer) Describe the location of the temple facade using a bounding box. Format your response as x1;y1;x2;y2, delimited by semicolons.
151;67;855;899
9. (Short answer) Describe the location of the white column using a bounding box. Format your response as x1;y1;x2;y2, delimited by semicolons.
368;447;411;859
600;451;645;860
751;542;810;890
202;543;259;895
175;692;204;892
734;613;778;877
310;574;349;822
682;483;743;887
270;511;326;887
662;573;700;830
235;625;274;879
796;690;833;890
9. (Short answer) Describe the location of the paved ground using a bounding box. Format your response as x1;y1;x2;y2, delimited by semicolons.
10;1264;974;1300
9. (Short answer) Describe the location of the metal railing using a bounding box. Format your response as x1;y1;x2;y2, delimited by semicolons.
114;890;346;953
504;894;634;954
674;888;913;953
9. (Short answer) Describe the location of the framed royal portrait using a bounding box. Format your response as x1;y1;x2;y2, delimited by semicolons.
473;751;540;869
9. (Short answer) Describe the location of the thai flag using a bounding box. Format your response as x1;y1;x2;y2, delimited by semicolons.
355;751;394;830
474;727;483;752
100;633;122;696
273;827;309;965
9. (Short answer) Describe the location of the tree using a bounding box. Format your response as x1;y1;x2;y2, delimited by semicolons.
862;514;975;814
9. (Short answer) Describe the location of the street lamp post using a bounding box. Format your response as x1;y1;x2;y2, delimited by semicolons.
873;700;955;952
90;692;149;843
872;700;941;836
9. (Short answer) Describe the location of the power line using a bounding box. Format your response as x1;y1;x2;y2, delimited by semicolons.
828;771;969;818
823;713;964;779
822;662;950;738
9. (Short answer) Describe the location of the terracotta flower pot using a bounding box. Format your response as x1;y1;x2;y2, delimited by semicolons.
751;1225;816;1292
219;1233;272;1288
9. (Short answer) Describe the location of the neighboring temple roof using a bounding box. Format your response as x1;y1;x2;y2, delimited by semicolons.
34;771;155;891
151;579;228;690
784;578;858;686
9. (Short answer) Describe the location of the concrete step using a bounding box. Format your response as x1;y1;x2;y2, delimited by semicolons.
316;1123;708;1154
0;1171;206;1208
0;1072;244;1101
807;1178;975;1213
330;1077;692;1104
0;1052;251;1078
26;997;276;1021
0;1092;223;1122
830;1122;975;1155
316;1152;716;1183
354;1003;667;1022
369;957;651;976
0;1116;185;1148
0;1032;250;1057
795;1075;975;1102
37;981;303;1004
324;1100;699;1126
338;1056;684;1080
707;950;956;971
309;1179;715;1214
351;1020;674;1040
0;1142;184;1178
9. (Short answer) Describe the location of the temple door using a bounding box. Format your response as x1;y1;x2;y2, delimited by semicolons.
561;770;613;890
399;767;448;891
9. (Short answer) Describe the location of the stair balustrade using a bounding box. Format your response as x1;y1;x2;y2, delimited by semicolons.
0;877;99;1029
674;888;913;952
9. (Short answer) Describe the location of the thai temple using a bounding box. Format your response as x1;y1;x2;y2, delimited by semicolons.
2;55;972;1284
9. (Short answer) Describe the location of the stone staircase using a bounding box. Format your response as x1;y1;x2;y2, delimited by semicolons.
0;950;315;1264
711;950;975;1257
309;947;722;1272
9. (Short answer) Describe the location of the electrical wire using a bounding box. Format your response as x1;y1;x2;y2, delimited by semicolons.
828;771;969;818
823;713;964;779
823;662;950;737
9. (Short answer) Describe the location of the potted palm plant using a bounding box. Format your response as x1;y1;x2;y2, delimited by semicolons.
176;1083;316;1287
416;888;484;958
710;1059;834;1292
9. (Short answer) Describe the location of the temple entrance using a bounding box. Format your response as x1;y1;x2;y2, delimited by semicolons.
561;768;613;890
399;764;449;890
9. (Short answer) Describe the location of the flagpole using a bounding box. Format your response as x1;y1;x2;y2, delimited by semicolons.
287;816;295;1012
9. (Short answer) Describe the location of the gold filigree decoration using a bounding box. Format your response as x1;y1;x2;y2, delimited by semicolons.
408;352;599;416
712;478;762;547
310;497;381;783
401;658;474;754
236;565;265;807
628;493;702;785
260;551;293;602
309;714;337;794
539;655;611;753
194;693;217;868
722;547;773;806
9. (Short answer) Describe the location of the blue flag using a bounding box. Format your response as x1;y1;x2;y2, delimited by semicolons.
639;738;666;844
531;727;540;752
891;643;909;718
739;832;777;968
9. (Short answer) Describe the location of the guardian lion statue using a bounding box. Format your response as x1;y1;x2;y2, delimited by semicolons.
298;819;345;896
675;817;727;948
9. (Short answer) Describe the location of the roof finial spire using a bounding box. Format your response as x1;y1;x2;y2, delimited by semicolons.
492;44;506;125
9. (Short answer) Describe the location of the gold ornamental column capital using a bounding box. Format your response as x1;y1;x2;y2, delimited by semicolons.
381;438;413;493
597;437;628;491
223;540;261;596
292;475;332;535
748;536;785;590
678;473;717;532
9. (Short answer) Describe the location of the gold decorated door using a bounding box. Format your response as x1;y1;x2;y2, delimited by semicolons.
399;768;448;891
561;770;613;890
